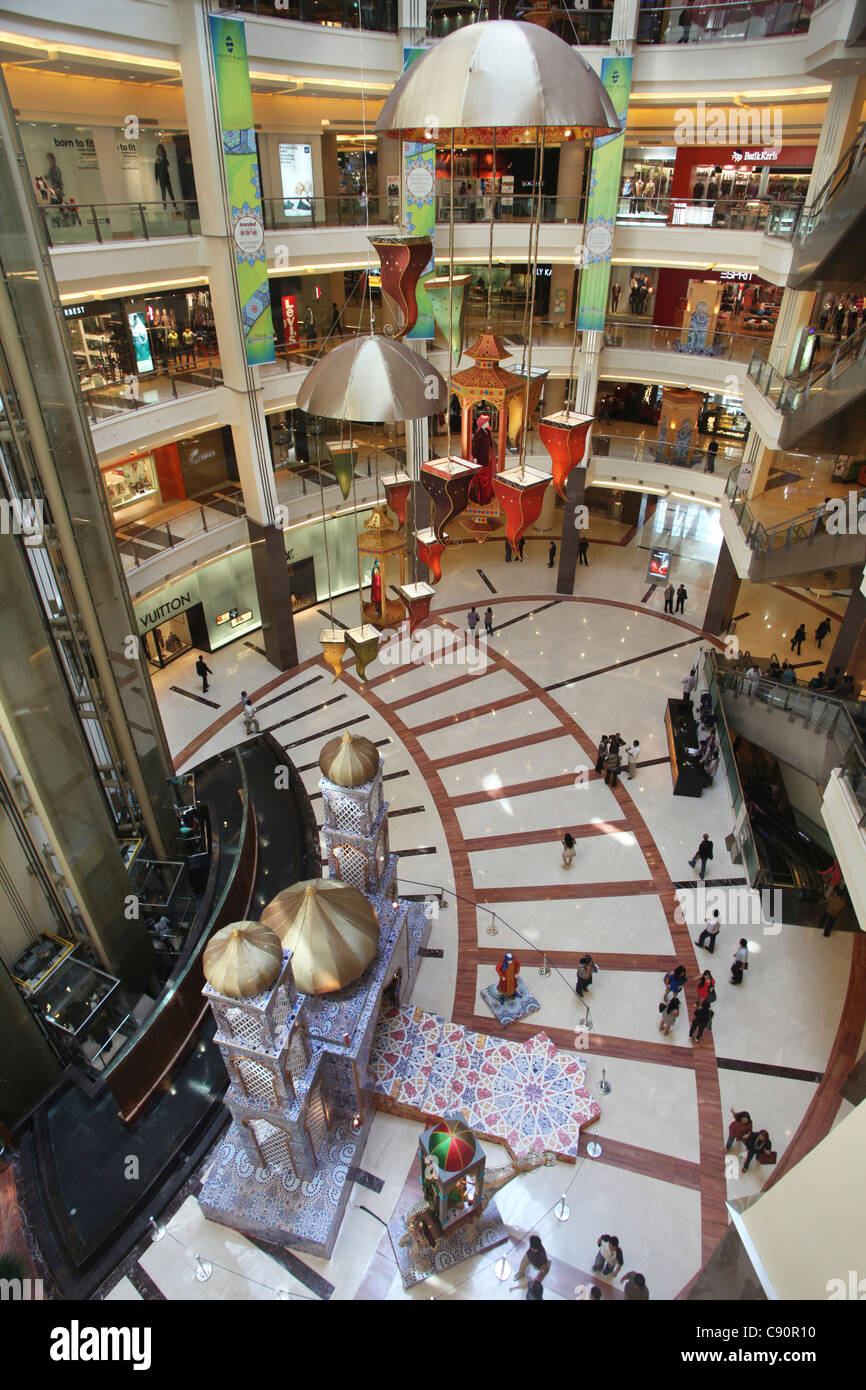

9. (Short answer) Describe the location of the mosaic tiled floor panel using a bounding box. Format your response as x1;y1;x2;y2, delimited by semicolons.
370;1005;601;1158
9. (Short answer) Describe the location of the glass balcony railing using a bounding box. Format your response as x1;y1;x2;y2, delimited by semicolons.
83;360;223;425
593;431;743;475
723;468;866;553
38;201;200;248
747;322;866;415
636;0;813;45
604;320;771;362
616;195;804;237
217;0;398;32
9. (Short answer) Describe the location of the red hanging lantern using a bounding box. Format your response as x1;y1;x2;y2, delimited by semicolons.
492;466;551;550
369;235;433;340
538;411;594;500
420;456;481;546
415;527;446;584
396;581;436;632
380;471;412;526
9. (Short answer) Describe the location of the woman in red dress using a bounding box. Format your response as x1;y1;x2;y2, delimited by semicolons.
470;412;496;504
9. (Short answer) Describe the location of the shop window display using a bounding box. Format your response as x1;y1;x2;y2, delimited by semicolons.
101;455;159;513
142;611;194;670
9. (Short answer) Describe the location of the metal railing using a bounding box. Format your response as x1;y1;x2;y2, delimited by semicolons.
636;0;813;44
38;200;199;248
723;471;866;553
747;320;866;414
714;663;865;764
261;194;400;230
218;0;398;30
616;195;805;237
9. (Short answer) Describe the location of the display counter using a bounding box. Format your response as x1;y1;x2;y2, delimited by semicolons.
664;697;705;798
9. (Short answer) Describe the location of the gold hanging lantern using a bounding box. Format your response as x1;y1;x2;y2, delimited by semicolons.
319;627;347;682
345;623;382;683
357;504;406;630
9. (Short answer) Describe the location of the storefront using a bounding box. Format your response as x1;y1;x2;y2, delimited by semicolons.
669;143;816;228
652;267;782;333
133;506;375;665
607;265;659;318
699;391;751;443
618;147;676;222
100;427;234;529
66;284;214;393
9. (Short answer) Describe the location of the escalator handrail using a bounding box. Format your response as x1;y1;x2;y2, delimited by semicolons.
797;122;866;234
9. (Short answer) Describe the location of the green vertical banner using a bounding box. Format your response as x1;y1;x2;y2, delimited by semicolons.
403;141;436;341
577;55;632;334
208;14;275;365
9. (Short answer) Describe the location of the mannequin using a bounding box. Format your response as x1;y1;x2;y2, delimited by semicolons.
369;559;382;607
496;951;520;1000
470;412;496;504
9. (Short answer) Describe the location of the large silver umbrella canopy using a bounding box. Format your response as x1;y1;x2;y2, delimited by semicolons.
297;335;447;422
375;21;620;143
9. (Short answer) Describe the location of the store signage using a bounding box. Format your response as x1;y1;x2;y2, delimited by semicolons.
731;149;780;163
720;272;753;281
63;304;87;318
647;548;671;583
137;592;193;631
282;294;299;348
577;55;633;334
208;14;275;366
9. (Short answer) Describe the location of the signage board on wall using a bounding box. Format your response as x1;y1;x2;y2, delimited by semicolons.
278;143;315;216
282;294;299;347
208;14;275;366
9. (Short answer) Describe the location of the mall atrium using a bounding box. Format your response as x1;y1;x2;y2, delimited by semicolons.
1;0;865;1315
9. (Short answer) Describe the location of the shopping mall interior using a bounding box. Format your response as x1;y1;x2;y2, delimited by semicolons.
1;0;866;1320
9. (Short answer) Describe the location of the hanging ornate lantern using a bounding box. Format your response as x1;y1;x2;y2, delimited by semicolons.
319;628;347;682
425;273;473;364
357;505;406;630
345;624;382;683
538;411;594;499
327;438;360;501
420;456;481;546
396;580;436;633
415;527;446;584
492;466;551;550
507;367;549;447
369;235;433;339
379;471;413;526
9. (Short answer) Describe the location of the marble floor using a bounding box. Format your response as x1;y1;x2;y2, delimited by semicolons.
120;507;862;1303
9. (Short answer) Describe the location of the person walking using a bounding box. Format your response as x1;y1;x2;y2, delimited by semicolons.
516;1234;551;1285
820;887;845;937
625;739;640;779
742;1129;772;1171
330;301;343;337
658;996;680;1035
725;1110;753;1152
689;998;714;1043
604;738;621;787
815;618;831;649
663;583;675;614
682;666;698;705
592;1235;623;1277
621;1271;650;1300
791;623;806;656
575;953;596;998
675;584;688;614
484;606;494;637
706;438;718;473
578;536;589;566
195;655;213;694
548;541;557;568
561;831;576;868
730;937;749;984
595;734;609;775
467;605;480;636
689;833;713;879
240;691;260;734
695;908;721;953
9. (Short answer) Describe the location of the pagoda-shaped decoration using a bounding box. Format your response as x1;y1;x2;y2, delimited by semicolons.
453;331;525;469
358;504;406;630
538;410;594;499
316;730;398;901
369;235;433;339
419;456;481;546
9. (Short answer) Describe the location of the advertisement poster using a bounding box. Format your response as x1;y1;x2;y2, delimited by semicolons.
282;294;299;348
128;311;155;374
278;142;315;217
647;547;672;583
577;56;633;333
208;14;275;366
403;141;436;340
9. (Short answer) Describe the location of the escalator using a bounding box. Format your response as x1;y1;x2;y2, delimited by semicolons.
748;801;825;904
789;124;866;290
745;322;866;455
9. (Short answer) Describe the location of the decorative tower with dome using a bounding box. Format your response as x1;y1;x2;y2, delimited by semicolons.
318;729;398;902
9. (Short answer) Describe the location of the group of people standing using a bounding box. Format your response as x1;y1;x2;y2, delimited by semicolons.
628;272;653;315
595;733;640;788
663;584;688;614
